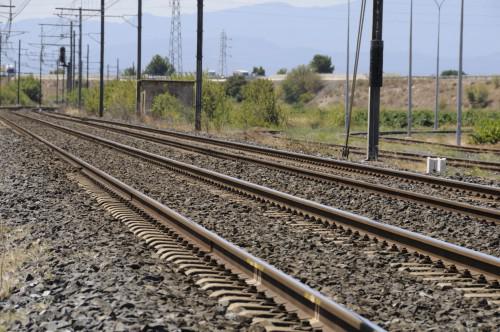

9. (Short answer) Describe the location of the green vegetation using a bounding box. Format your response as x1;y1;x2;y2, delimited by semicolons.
471;119;500;144
310;54;334;74
493;76;500;89
277;68;287;75
252;66;266;76
241;79;284;128
144;55;175;76
122;66;136;76
466;84;490;108
281;65;323;104
20;76;41;104
441;69;461;77
151;91;192;124
0;80;32;105
225;75;248;102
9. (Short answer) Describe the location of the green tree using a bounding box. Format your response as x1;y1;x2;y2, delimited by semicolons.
242;79;282;127
441;69;466;77
281;65;323;104
144;55;175;76
252;66;266;76
277;68;287;75
310;54;334;74
225;75;248;102
123;66;136;76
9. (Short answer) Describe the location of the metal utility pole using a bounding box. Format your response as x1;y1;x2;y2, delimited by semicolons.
219;30;228;77
99;0;105;117
433;0;446;130
345;0;351;134
78;7;83;110
367;0;384;161
68;21;73;92
17;39;21;105
86;44;89;88
72;29;76;91
56;61;59;103
39;26;43;107
456;0;465;146
169;0;183;73
195;0;204;131
136;0;142;115
407;0;413;137
0;34;3;106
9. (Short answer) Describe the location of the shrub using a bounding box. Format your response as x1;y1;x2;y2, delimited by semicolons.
470;119;500;144
225;75;248;102
0;81;32;105
202;80;232;131
241;79;283;127
493;76;500;89
310;54;334;74
20;76;41;103
277;68;287;75
151;91;192;124
281;65;323;104
466;84;490;108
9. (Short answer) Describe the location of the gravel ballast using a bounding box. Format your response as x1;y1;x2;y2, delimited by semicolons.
0;120;250;331
27;112;500;257
5;112;499;331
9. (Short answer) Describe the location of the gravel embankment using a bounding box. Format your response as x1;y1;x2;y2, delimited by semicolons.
0;120;250;331
38;112;500;208
27;112;500;257
7;113;499;331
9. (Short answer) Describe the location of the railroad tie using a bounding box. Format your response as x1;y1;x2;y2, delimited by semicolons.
69;172;315;331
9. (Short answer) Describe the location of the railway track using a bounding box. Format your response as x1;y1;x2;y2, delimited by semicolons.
278;137;500;172
30;111;500;223
3;112;500;329
41;111;500;199
0;114;383;332
6;112;500;280
380;136;500;155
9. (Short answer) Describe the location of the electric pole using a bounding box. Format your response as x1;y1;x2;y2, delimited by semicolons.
456;0;465;146
86;44;89;89
56;61;59;103
408;0;413;137
169;0;183;74
433;0;447;130
367;0;384;161
136;0;142;114
195;0;203;131
99;0;105;117
345;0;351;134
39;26;43;107
68;21;73;93
78;7;83;110
0;34;3;106
17;39;21;105
219;30;228;77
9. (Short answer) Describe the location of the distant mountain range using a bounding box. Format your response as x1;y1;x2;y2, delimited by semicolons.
8;2;500;75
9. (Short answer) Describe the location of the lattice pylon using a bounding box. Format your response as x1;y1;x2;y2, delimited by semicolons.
169;0;183;74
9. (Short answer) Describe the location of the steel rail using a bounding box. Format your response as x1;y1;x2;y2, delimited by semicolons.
44;111;500;198
380;136;500;155
10;113;500;282
0;114;385;332
282;137;500;172
27;112;500;223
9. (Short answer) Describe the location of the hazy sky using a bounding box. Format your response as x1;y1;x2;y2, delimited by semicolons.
11;0;346;20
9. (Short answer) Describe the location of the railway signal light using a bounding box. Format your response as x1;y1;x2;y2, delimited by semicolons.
59;47;66;66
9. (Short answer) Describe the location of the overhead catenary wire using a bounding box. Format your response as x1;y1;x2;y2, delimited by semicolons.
342;0;367;160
